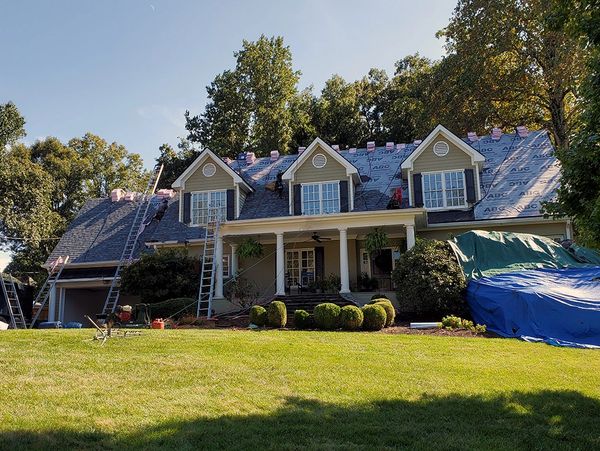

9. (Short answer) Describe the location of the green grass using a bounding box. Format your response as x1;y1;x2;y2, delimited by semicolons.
1;329;599;450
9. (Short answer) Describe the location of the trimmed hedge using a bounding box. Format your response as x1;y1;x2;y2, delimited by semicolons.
267;301;287;328
370;293;390;300
339;305;364;330
375;300;396;327
249;305;267;326
362;304;387;331
149;297;196;319
313;303;341;330
294;309;313;329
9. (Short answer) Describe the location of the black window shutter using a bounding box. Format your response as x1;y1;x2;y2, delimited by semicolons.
183;192;191;224
412;173;423;207
315;247;325;281
465;169;476;203
226;189;235;220
293;184;302;215
339;180;349;212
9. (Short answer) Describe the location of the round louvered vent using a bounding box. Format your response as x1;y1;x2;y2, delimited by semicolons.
312;153;327;168
202;162;217;177
433;141;449;157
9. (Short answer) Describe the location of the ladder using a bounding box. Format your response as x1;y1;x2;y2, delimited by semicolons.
1;274;27;329
101;164;164;315
30;255;69;327
196;210;221;318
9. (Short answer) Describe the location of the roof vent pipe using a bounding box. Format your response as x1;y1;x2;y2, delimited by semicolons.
385;142;394;150
246;152;256;165
467;132;479;142
516;125;529;138
366;141;376;152
349;147;357;154
332;144;340;152
270;150;280;161
413;140;422;146
491;127;503;140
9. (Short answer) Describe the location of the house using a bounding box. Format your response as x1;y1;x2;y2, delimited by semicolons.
45;125;570;323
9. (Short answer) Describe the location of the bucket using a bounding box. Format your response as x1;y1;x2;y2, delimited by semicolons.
151;319;165;330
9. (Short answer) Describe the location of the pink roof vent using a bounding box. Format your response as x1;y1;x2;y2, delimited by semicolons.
298;146;306;154
156;189;175;200
331;144;340;152
385;142;394;150
396;143;406;151
246;152;256;165
111;188;125;202
124;192;139;202
349;147;357;154
366;141;376;152
270;150;280;161
516;125;529;138
491;127;503;140
413;140;422;146
467;132;479;142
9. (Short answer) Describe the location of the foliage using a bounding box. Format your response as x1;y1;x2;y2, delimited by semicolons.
237;238;264;259
0;101;26;148
155;139;200;189
365;228;388;256
358;272;379;291
150;298;197;320
370;293;389;300
267;301;287;328
249;305;267;327
392;239;467;315
224;275;260;309
339;305;364;331
119;248;198;303
374;300;396;327
361;304;387;331
294;309;313;330
313;303;341;330
323;273;341;293
441;315;487;334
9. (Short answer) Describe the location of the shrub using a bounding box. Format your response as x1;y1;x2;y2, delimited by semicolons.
249;305;267;326
391;239;467;315
441;315;487;333
339;305;364;330
313;303;341;330
375;301;396;327
149;297;196;319
361;304;387;331
267;301;287;328
294;309;313;329
370;293;389;300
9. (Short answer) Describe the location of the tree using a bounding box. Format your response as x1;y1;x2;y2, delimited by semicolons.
288;87;318;150
438;0;586;147
0;102;26;148
356;68;389;144
156;139;200;189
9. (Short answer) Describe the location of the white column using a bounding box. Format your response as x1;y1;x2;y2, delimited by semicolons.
406;224;416;250
276;232;285;296
339;227;350;293
230;243;238;277
214;234;224;298
57;287;66;323
566;220;573;240
48;285;57;322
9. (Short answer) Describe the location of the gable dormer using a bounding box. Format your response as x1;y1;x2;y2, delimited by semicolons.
282;138;360;216
401;125;485;210
172;149;253;225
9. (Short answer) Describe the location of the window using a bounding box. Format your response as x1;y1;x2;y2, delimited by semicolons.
301;182;340;215
222;255;230;278
191;190;227;225
422;171;466;209
285;249;315;287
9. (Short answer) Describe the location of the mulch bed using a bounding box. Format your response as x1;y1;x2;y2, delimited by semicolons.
382;324;496;338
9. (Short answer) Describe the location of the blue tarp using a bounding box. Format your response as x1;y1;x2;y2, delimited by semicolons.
467;267;600;348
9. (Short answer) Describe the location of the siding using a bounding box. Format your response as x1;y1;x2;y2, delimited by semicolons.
412;134;476;173
184;156;235;192
294;145;347;183
419;221;568;241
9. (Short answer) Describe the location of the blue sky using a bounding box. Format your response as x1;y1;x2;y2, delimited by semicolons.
0;0;455;269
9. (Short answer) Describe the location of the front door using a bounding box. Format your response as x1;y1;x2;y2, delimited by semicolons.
360;248;398;291
285;249;315;288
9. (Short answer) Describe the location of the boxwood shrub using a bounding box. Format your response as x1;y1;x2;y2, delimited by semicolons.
294;309;313;329
375;300;396;327
339;305;364;330
361;304;387;331
249;305;267;326
267;301;287;328
313;303;341;330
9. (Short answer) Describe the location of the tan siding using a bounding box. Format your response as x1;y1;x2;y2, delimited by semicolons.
184;156;235;192
418;221;568;241
413;134;475;173
294;145;347;183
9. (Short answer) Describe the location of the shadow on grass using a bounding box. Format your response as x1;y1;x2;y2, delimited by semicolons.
4;390;600;450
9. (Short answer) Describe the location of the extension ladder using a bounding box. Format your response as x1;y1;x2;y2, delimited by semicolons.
30;255;69;327
196;210;221;318
101;164;164;315
1;274;27;329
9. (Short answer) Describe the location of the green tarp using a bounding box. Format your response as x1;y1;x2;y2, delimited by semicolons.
448;230;599;280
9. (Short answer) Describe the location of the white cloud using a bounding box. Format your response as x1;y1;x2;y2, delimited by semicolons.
0;251;11;272
136;105;186;130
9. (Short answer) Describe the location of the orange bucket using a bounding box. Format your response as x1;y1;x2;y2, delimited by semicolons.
151;319;165;330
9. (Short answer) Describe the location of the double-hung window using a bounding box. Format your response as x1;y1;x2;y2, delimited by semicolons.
301;182;340;215
191;190;227;225
422;170;466;209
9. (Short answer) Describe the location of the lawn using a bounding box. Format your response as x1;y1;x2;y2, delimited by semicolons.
0;329;598;450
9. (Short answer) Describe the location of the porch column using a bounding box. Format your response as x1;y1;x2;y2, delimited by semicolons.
230;243;238;277
57;287;66;323
214;234;224;298
406;224;416;250
339;227;350;293
566;220;573;240
276;232;285;296
48;284;57;322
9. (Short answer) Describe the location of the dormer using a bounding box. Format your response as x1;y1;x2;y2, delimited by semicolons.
172;148;253;225
401;125;485;210
281;137;361;216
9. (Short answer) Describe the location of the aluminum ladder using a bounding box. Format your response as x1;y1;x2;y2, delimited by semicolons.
30;255;69;327
101;164;164;315
1;275;27;329
196;211;221;318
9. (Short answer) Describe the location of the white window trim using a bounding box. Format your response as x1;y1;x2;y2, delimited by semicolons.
421;169;468;211
190;189;228;226
300;180;341;216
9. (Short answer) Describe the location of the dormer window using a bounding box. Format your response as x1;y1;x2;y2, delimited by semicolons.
191;190;227;225
301;181;340;215
422;170;466;209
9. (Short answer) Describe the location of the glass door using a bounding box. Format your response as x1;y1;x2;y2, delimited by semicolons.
285;249;315;288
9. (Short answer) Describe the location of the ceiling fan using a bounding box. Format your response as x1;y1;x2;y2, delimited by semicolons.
310;232;332;243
